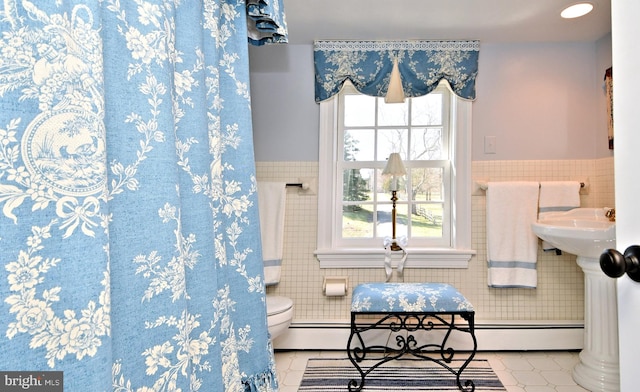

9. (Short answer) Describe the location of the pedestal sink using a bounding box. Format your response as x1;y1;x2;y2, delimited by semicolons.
532;208;618;392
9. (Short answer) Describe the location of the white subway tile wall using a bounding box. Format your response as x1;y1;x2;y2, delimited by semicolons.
256;158;614;322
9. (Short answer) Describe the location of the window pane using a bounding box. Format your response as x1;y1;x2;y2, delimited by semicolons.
342;205;374;238
344;94;375;126
411;203;443;238
378;98;408;126
410;168;443;202
377;203;407;239
378;129;407;161
344;129;374;161
411;93;442;125
334;85;455;248
395;204;408;238
411;128;444;160
380;176;408;200
343;169;373;202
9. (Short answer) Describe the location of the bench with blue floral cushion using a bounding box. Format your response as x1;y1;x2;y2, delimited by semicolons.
347;283;477;392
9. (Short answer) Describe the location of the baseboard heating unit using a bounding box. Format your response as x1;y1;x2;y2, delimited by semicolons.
272;320;584;351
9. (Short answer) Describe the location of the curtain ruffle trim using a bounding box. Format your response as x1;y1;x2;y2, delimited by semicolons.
242;367;278;392
247;0;288;46
314;40;480;52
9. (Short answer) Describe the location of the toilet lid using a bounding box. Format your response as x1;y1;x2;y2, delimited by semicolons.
266;296;293;316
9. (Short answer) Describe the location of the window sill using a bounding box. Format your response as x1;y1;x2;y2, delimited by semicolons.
315;248;476;269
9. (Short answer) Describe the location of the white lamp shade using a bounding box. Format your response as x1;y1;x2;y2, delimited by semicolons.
382;153;406;176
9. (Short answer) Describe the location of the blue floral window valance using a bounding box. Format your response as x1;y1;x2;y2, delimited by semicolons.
314;40;480;102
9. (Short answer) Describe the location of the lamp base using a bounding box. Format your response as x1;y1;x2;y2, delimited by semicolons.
389;242;403;252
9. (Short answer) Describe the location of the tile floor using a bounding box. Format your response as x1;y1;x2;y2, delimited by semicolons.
274;350;591;392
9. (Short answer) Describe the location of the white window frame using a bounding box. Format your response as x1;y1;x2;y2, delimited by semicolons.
315;84;475;268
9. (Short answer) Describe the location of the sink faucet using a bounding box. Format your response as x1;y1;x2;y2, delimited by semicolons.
605;208;616;222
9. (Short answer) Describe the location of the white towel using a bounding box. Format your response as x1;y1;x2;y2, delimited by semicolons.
538;181;581;215
257;181;287;286
486;182;540;288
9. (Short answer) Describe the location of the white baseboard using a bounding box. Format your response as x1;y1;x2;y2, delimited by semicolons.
272;320;584;351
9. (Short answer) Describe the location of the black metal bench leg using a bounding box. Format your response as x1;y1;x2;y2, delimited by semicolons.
455;313;478;392
347;313;366;392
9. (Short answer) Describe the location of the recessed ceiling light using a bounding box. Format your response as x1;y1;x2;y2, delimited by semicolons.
561;3;594;19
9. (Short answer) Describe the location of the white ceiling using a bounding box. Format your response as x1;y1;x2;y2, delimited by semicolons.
282;0;611;44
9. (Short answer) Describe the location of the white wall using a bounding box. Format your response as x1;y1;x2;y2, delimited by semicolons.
249;44;318;161
249;40;613;162
473;41;611;160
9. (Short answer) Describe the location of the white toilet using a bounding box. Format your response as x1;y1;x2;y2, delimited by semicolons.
266;295;293;340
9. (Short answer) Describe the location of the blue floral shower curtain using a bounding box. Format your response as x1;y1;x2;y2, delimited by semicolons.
0;1;286;391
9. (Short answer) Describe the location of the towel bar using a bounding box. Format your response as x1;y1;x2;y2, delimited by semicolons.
284;179;316;195
476;181;584;190
285;182;309;190
473;180;589;196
